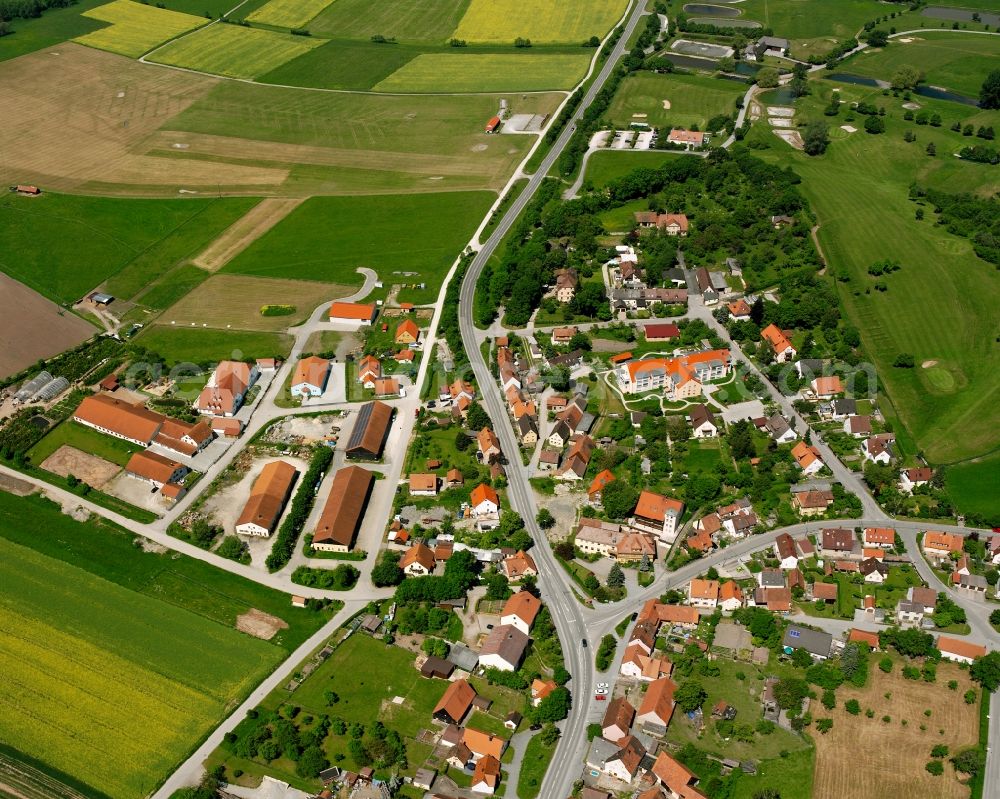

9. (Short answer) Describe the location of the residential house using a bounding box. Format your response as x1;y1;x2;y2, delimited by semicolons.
686;528;714;554
796;536;816;558
896;600;925;628
604;736;646;783
478;624;529;671
401;542;436;576
820;528;856;559
585;738;621;782
601;697;636;744
687;578;720;609
761;324;796;362
551;326;577;346
810;376;843;399
471;755;501;794
922;531;964;562
500;591;541;635
844;415;872;437
530;679;556;707
746;35;790;60
651;752;706;799
588;469;616;504
196;360;258;416
667;128;706;150
632;491;685;544
409;473;439;497
616;532;657;563
937;636;987;665
373;377;400;398
553;268;578;303
727;299;751;321
908;586;938;610
615;350;733;398
516;414;538;446
860;557;889;584
358;355;381;388
792;489;834;517
470;483;501;527
636;676;678;734
774;533;799;570
557;434;595;481
576;517;625;557
477;428;502;464
502;550;538;581
862;433;895;465
290;356;331;397
899;467;933;494
782;625;832;661
689;404;719;438
125;450;188;489
811;582;838;604
696;267;718;305
848;628;880;650
791;441;824;476
719;582;744;612
635;211;689;237
863;527;895;549
394;318;420;346
620;645;673;682
643;323;681;342
758;414;797;444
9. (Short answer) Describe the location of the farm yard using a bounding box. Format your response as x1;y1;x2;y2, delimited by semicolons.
308;0;469;42
27;419;143;470
222;192;494;303
246;0;335;30
373;52;589;93
751;79;1000;472
0;535;281;799
74;0;206;58
844;33;1000;98
133;325;293;364
0;274;96;379
159;274;350;332
451;0;626;43
606;71;746;132
809;660;980;799
150;24;325;79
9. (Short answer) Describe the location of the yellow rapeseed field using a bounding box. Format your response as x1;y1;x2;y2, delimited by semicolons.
246;0;336;30
450;0;627;44
76;0;206;58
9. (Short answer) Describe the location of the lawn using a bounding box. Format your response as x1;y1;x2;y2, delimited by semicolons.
584;150;685;188
133;325;293;364
0;533;283;799
517;733;556;799
75;0;206;58
0;0;107;63
27;419;143;468
373;53;589;92
943;452;1000;526
150;23;324;78
0;192;255;304
246;0;335;29
222;193;493;304
808;659;979;799
451;0;626;44
751;80;1000;467
683;440;725;475
309;0;470;42
606;72;746;130
844;33;1000;98
731;750;815;799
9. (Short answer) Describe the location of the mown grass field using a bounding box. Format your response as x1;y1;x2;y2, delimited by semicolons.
134;325;293;363
151;23;324;78
845;33;1000;98
737;0;885;60
0;193;256;304
259;38;417;90
606;71;746;130
374;52;588;92
135;263;212;310
583;150;682;187
0;534;281;799
944;452;1000;525
246;0;334;29
0;0;106;63
451;0;625;43
751;79;1000;469
75;0;206;58
309;0;470;42
27;419;143;468
160;274;349;331
223;192;493;303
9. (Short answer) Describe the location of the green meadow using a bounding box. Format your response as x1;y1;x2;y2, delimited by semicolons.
606;71;746;130
944;452;1000;525
583;150;683;188
133;325;293;364
374;52;588;92
750;77;1000;470
0;192;256;304
223;192;494;303
0;491;326;799
736;0;886;59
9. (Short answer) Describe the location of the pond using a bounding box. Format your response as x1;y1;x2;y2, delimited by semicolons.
695;17;761;28
663;53;720;72
28;415;49;430
683;3;741;17
825;72;882;87
922;6;1000;26
762;86;797;105
913;84;979;106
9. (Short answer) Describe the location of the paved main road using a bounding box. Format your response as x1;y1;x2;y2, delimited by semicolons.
456;1;651;797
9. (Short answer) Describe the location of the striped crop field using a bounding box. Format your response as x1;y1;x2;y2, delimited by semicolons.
0;537;281;799
150;23;324;78
374;53;589;93
450;0;626;44
246;0;336;30
75;0;206;58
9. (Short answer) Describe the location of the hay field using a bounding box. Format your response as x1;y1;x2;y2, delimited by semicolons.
0;45;292;196
0;537;280;799
246;0;335;29
373;52;589;92
75;0;206;58
159;274;349;331
810;662;979;799
150;24;324;79
309;0;470;42
451;0;626;43
0;274;95;379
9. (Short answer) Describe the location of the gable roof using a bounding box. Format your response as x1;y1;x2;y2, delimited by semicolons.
588;469;616;498
291;356;329;389
401;542;436;572
433;678;476;722
601;696;635;736
811;581;838;601
848;628;880;648
503;550;537;579
688;578;719;600
689;403;717;430
822;528;855;551
791;441;822;470
329;301;376;321
937;636;986;661
501;591;541;626
864;527;895;545
346;401;393;458
471;483;500;508
125;450;183;484
73;393;163;444
479;624;529;667
472;754;501;789
761;323;793;354
236;460;297;532
924;531;964;553
634;491;683;523
313;466;374;548
395;318;420;342
637;676;677;725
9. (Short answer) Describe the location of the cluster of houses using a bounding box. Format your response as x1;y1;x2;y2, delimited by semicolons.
607;244;688;315
575;488;686;556
688;497;760;551
417;591;546;794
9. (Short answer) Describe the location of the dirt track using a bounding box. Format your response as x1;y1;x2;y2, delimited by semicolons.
193;198;304;271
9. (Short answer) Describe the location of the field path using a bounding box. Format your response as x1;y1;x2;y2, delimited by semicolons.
193;198;303;271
